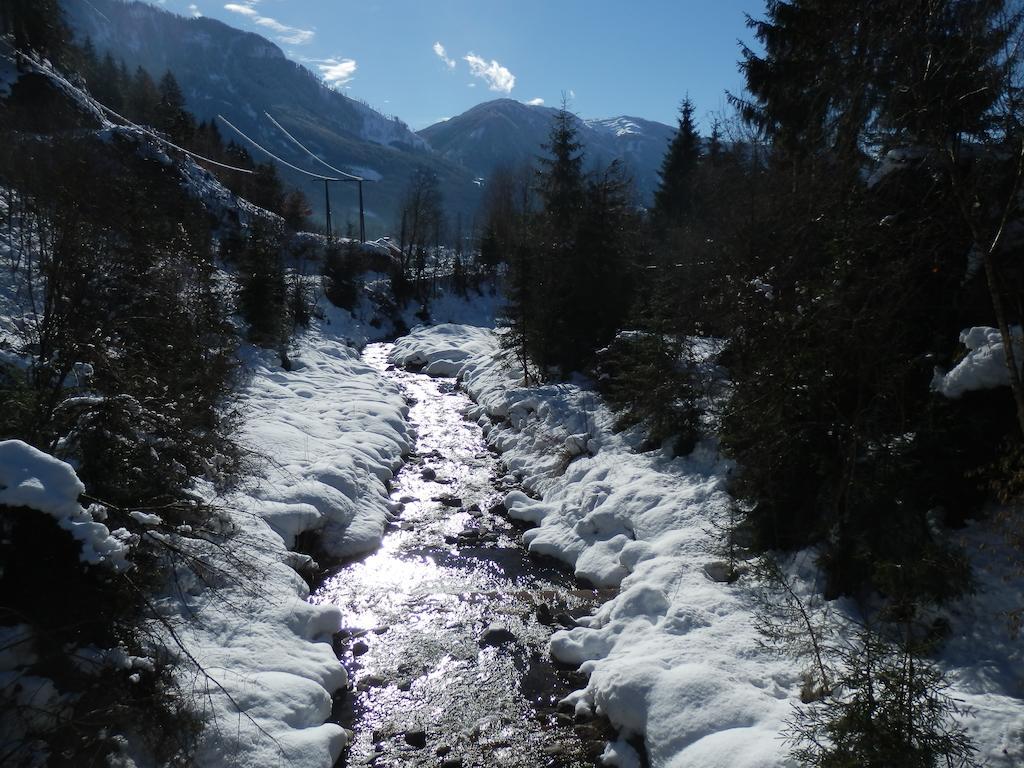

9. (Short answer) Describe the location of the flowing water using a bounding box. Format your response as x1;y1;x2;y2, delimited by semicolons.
309;342;618;768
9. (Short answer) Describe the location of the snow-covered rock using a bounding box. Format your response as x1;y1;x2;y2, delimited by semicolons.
932;326;1023;398
0;440;131;571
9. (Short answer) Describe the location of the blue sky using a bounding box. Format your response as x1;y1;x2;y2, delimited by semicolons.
148;0;764;130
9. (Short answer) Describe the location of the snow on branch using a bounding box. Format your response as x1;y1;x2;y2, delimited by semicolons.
0;440;132;571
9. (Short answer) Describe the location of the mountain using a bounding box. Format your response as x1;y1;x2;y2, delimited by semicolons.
418;100;677;205
60;0;481;234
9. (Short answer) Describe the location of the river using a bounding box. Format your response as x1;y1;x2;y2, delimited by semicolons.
309;342;620;768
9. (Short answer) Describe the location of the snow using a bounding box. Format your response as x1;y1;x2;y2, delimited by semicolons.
146;293;413;767
932;326;1023;398
231;316;411;557
0;440;132;571
400;287;503;330
390;323;1024;768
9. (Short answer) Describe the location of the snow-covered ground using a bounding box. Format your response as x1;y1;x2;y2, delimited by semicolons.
169;298;413;766
0;282;413;766
390;323;1024;768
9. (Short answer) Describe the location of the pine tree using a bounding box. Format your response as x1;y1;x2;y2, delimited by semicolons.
504;103;587;375
652;96;702;227
92;52;124;112
537;104;585;232
156;70;195;143
1;0;67;61
127;66;159;126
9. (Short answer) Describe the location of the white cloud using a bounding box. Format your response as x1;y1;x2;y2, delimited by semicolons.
467;82;476;88
433;42;456;69
188;3;202;17
464;53;515;94
318;57;357;87
525;97;544;106
223;3;256;16
223;1;314;45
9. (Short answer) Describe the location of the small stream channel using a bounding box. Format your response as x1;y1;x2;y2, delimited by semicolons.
309;342;618;767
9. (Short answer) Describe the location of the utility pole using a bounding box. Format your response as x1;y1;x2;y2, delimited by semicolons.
324;179;332;241
358;179;366;243
260;112;369;244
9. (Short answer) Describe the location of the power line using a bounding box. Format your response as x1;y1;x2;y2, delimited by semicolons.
2;50;256;175
262;111;367;242
264;112;363;181
217;114;343;181
99;105;255;175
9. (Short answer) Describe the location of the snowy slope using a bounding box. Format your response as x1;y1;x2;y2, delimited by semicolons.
390;324;1024;768
167;302;410;766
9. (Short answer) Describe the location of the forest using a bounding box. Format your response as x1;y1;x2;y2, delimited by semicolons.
1;0;1023;766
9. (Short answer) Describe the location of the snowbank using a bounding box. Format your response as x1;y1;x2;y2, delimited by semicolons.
163;308;411;766
234;324;410;558
390;323;1024;768
390;325;795;765
0;440;131;571
164;500;353;768
932;326;1023;399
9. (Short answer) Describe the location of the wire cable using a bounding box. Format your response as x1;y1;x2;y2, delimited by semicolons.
263;112;363;181
217;114;343;181
2;50;256;175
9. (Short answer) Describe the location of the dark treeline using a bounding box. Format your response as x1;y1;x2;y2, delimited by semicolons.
496;0;1024;603
490;2;1024;764
68;37;311;229
0;4;326;763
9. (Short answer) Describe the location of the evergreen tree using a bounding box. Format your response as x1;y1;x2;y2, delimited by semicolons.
127;66;159;126
719;0;1022;602
536;104;585;232
92;52;125;111
503;104;588;375
652;97;702;227
1;0;67;61
156;70;195;143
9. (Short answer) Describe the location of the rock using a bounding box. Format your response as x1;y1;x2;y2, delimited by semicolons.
397;679;413;692
356;674;385;691
420;467;437;481
435;745;451;757
444;535;459;544
372;625;390;635
536;603;553;625
400;521;414;530
458;529;480;540
404;730;427;748
554;612;578;628
467;503;481;513
398;495;416;504
479;623;516;647
433;495;462;507
703;561;739;583
488;502;507;515
352;641;370;656
441;759;462;768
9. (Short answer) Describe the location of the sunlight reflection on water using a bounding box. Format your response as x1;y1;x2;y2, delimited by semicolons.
309;343;614;767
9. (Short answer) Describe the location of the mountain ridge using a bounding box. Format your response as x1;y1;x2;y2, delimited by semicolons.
419;99;676;204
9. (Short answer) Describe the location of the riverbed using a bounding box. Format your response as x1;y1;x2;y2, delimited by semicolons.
309;342;619;768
